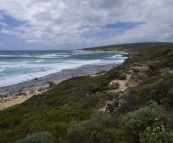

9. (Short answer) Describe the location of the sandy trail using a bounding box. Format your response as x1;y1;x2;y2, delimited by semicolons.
98;72;138;112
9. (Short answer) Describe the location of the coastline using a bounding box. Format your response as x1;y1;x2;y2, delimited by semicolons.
0;62;124;110
1;43;173;143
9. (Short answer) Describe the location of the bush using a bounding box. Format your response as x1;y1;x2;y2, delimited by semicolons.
168;88;173;99
149;60;168;70
120;105;173;143
14;131;56;143
139;122;173;143
102;128;126;143
160;97;169;107
67;113;125;143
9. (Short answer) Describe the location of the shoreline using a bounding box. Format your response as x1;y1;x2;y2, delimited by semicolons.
0;62;123;110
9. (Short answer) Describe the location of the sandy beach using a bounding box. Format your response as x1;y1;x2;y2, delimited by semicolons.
0;63;118;110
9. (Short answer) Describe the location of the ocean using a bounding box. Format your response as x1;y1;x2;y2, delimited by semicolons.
0;50;127;87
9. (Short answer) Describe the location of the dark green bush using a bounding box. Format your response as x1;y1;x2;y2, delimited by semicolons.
14;131;56;143
149;60;168;70
67;113;125;143
168;88;173;98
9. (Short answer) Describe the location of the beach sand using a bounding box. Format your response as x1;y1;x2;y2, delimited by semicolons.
0;63;118;110
0;89;47;110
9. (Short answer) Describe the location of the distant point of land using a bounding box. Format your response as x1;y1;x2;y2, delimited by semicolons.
82;42;173;53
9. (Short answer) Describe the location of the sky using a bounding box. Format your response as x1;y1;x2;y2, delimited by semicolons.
0;0;173;50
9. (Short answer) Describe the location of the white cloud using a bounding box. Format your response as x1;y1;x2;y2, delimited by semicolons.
0;14;4;19
0;0;173;48
26;39;37;43
0;21;7;26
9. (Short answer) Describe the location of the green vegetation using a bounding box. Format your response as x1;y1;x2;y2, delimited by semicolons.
120;105;173;143
124;73;173;109
1;43;173;143
0;75;115;143
83;42;173;53
67;113;125;143
67;105;173;143
14;131;56;143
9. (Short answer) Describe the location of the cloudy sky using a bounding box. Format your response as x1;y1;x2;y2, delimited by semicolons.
0;0;173;50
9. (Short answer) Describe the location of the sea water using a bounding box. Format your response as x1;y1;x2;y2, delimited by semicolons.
0;50;127;87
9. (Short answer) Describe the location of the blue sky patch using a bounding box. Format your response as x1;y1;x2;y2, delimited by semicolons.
104;22;142;29
0;12;26;28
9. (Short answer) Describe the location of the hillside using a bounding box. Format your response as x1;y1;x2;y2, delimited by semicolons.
83;42;173;53
0;44;173;143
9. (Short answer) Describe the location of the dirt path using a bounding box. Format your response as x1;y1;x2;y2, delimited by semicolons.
98;71;138;112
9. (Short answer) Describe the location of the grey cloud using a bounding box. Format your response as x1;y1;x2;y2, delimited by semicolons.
0;0;173;48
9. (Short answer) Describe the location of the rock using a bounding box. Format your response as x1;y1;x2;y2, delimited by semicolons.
108;82;120;90
97;70;106;75
34;78;39;81
47;82;56;88
146;100;159;106
137;72;148;82
126;70;132;74
131;63;142;67
113;100;119;107
118;100;126;108
16;92;27;96
96;91;100;95
119;73;127;80
38;89;42;92
107;103;114;113
131;67;140;74
16;93;22;96
124;55;136;64
118;93;127;99
29;91;34;94
125;82;130;87
130;73;138;82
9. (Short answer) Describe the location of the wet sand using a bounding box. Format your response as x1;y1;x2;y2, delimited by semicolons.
0;63;120;110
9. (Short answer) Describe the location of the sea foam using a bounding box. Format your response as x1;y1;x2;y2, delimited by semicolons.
0;50;127;87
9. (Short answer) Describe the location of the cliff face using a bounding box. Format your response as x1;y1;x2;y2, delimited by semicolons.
1;44;173;143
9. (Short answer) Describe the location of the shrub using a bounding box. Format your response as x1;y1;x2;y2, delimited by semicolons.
149;60;168;70
67;120;89;143
102;128;126;143
160;97;169;107
120;105;171;143
14;131;56;143
168;88;173;99
67;113;125;143
139;121;173;143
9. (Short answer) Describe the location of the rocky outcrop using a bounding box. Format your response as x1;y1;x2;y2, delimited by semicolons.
126;70;132;74
146;100;159;106
108;82;120;90
137;72;148;82
47;82;56;88
119;73;127;80
105;92;128;115
131;67;141;74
